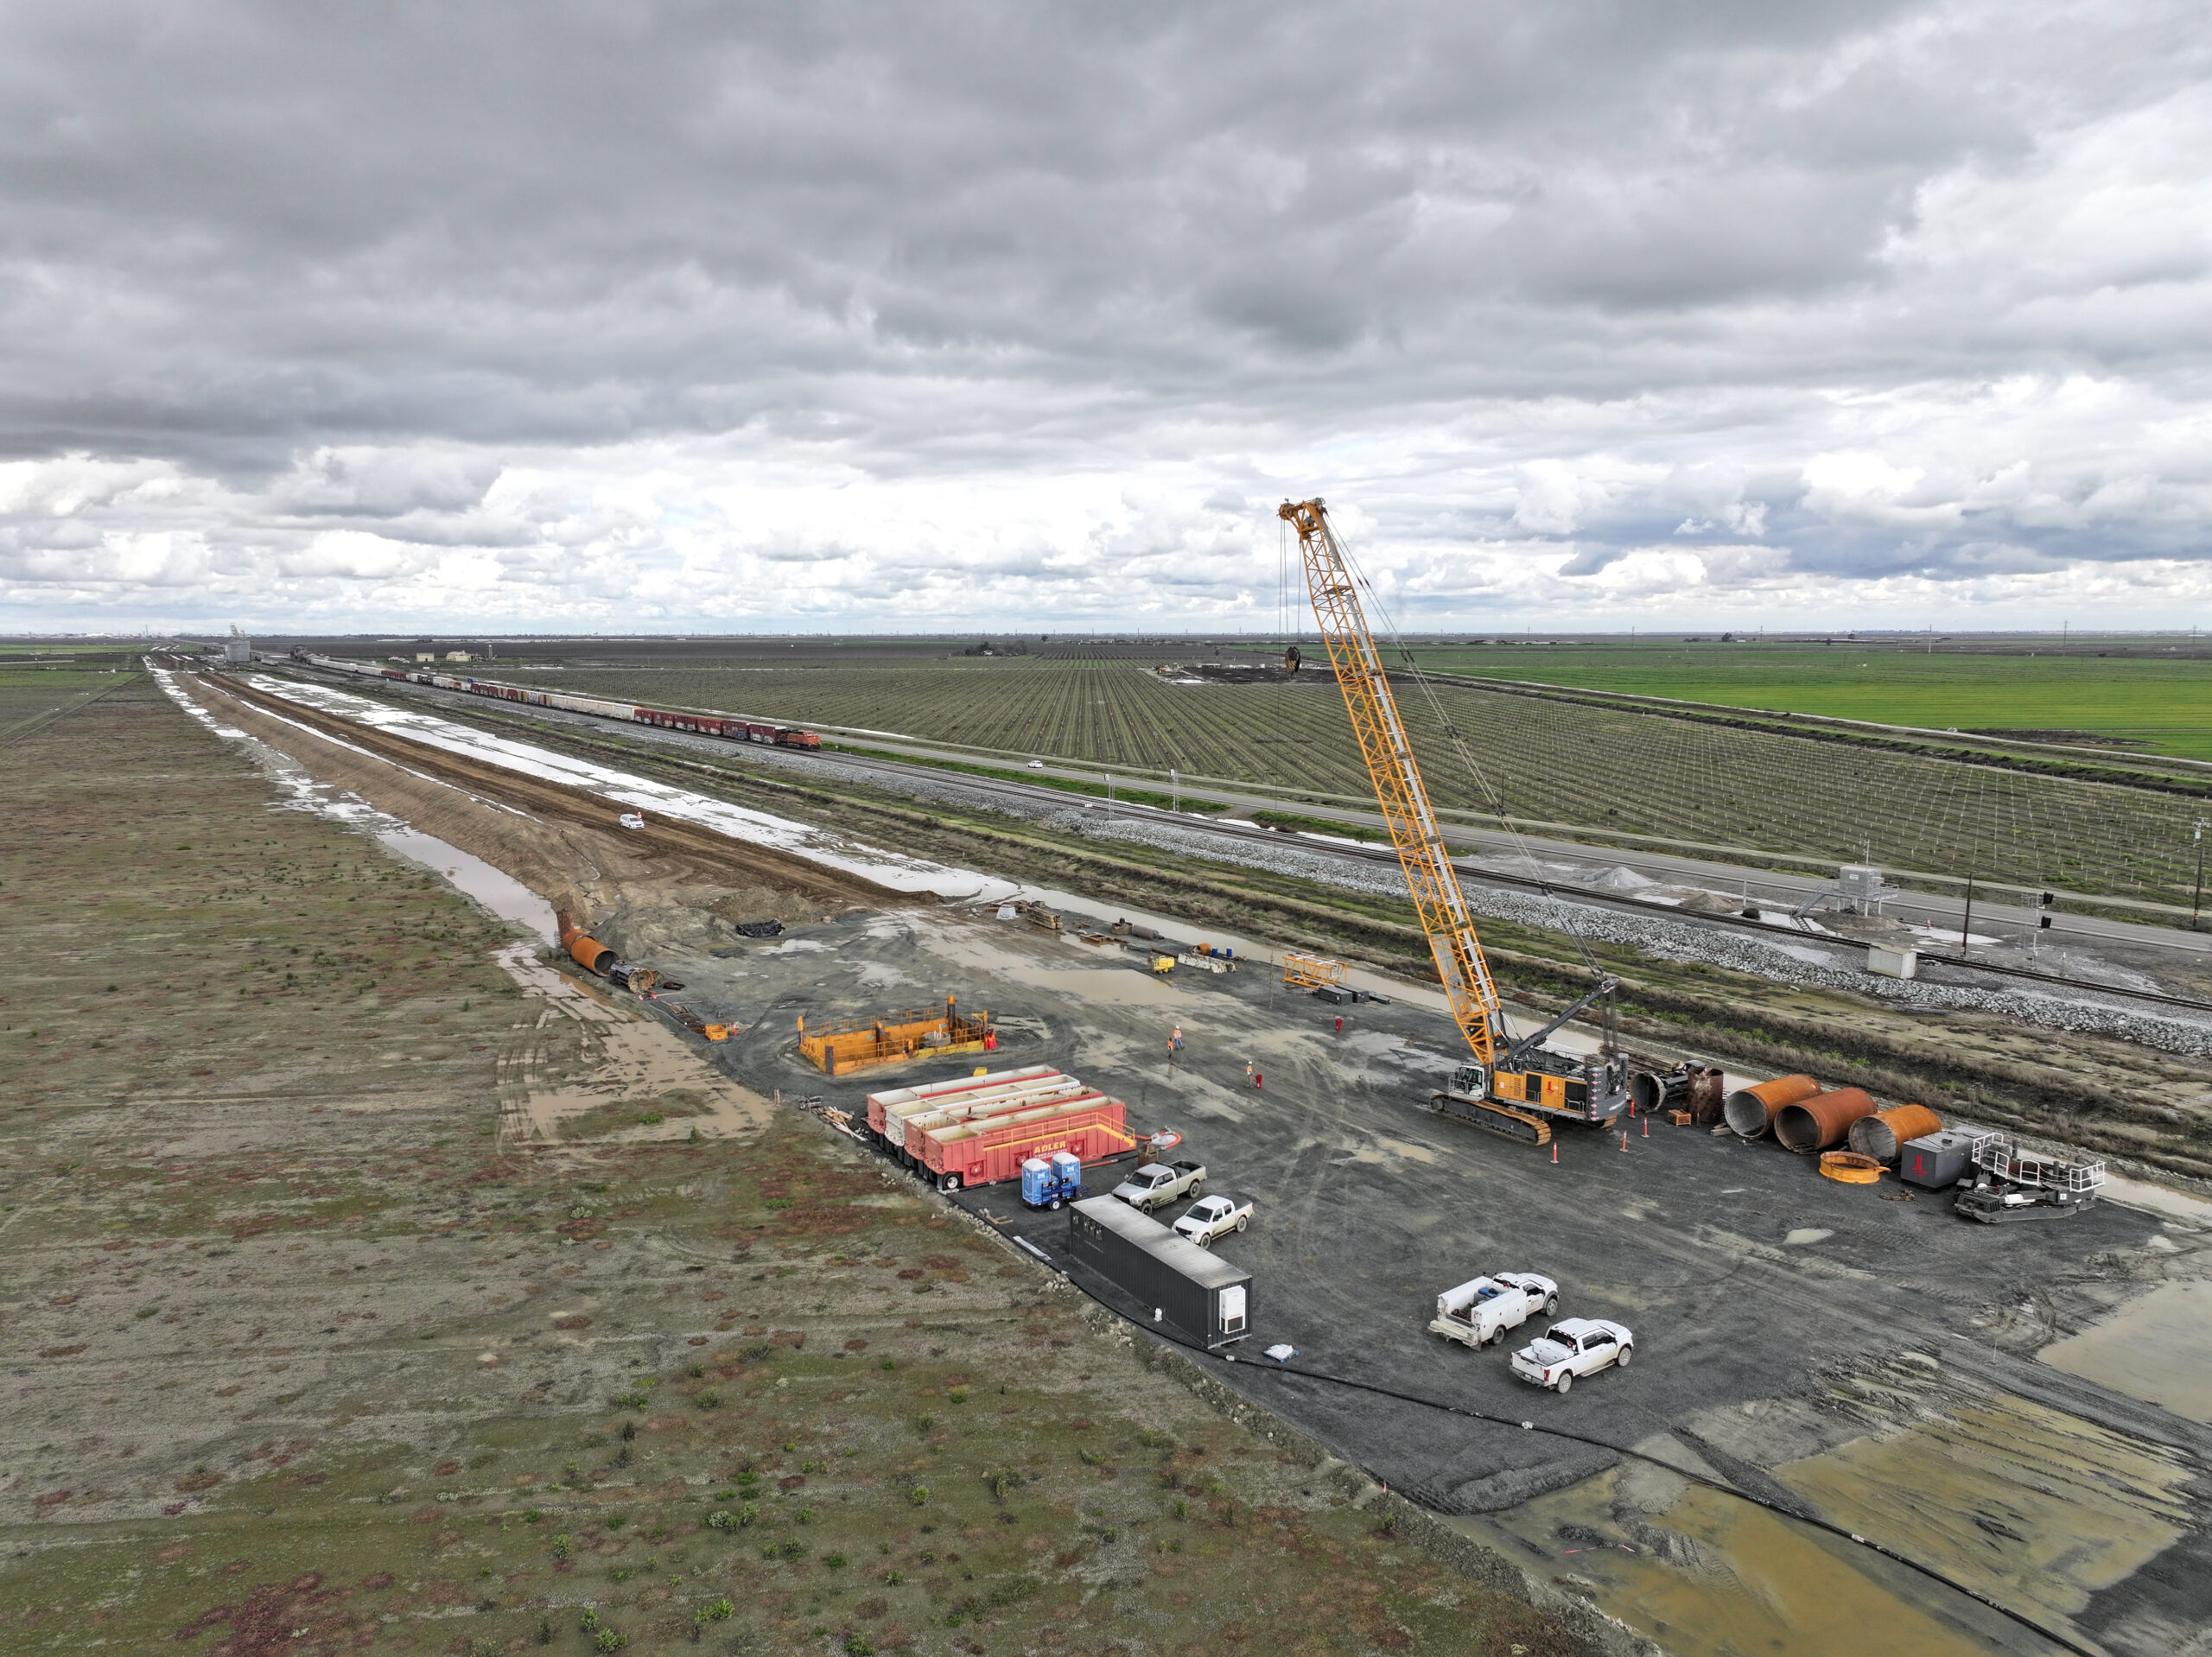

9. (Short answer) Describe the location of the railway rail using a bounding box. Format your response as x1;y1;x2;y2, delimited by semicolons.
264;654;2212;1023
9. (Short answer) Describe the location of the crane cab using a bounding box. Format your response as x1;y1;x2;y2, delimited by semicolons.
1452;1051;1630;1127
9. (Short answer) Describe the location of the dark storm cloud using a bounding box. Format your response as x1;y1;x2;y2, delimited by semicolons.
0;0;2208;627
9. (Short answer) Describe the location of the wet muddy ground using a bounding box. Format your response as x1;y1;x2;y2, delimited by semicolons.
663;901;2212;1657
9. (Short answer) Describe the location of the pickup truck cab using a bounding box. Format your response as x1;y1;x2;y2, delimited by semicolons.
1510;1317;1634;1394
1428;1273;1557;1349
1112;1159;1206;1213
1173;1193;1252;1247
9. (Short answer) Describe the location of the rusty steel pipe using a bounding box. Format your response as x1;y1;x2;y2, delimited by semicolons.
1774;1087;1879;1154
1722;1073;1821;1140
1847;1103;1944;1164
1686;1065;1726;1126
556;911;618;975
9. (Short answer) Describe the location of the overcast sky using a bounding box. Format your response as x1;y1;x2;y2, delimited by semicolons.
2;1;2208;635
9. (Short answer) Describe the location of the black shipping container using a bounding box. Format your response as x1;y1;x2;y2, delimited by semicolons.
1069;1197;1252;1349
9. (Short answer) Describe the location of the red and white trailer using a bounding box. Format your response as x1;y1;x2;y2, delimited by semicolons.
865;1065;1060;1143
918;1096;1134;1192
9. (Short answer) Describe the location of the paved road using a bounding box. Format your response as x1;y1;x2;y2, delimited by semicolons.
803;730;2212;963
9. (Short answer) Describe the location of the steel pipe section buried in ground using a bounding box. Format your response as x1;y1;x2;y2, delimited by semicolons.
1722;1073;1821;1140
1774;1087;1880;1153
1847;1103;1944;1164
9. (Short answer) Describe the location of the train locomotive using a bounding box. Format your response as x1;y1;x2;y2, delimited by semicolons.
288;651;823;751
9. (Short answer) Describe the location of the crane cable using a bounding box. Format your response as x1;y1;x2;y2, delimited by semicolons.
1316;516;1611;1005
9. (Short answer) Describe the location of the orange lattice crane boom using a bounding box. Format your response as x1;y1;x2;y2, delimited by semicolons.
1277;498;1504;1065
1279;497;1629;1146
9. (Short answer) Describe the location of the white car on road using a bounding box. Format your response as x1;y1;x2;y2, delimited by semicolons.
1173;1193;1253;1248
1428;1273;1558;1349
1510;1317;1634;1394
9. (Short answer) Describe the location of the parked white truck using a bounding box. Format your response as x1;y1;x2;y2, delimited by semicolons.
1510;1317;1635;1394
1428;1273;1558;1349
1172;1192;1253;1247
1111;1159;1206;1214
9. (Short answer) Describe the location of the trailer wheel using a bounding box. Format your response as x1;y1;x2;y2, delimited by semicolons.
1554;1371;1573;1395
1049;1197;1062;1210
939;1172;962;1193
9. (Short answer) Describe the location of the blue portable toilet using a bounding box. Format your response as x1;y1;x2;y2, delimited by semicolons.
1050;1150;1082;1201
1022;1152;1083;1209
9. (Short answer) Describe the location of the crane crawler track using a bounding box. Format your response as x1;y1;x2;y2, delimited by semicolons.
1422;1091;1553;1146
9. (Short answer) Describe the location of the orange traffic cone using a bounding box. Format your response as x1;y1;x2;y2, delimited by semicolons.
1550;1142;1558;1165
1620;1130;1629;1152
1643;1116;1650;1139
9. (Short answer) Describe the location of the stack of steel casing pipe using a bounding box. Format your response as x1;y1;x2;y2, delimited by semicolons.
1775;1087;1879;1153
1847;1104;1944;1164
1630;1069;1691;1115
1723;1074;1821;1140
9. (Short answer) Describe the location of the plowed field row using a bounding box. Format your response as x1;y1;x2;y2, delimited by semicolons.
524;659;2210;900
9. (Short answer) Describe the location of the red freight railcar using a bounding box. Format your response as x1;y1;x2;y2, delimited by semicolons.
917;1097;1133;1192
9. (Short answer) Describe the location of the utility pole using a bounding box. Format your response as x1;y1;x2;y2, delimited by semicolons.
2194;820;2208;927
1960;877;1975;954
1170;767;1179;813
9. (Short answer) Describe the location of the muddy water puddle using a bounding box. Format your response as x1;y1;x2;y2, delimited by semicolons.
1466;1387;2194;1657
2040;1279;2212;1424
378;827;559;943
1467;1476;2000;1656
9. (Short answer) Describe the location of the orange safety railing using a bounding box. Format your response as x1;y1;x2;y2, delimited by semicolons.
1281;953;1349;990
797;995;995;1076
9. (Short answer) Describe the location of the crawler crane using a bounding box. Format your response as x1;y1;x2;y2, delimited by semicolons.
1278;498;1630;1146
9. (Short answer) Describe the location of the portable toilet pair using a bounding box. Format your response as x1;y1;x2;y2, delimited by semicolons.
1021;1151;1083;1209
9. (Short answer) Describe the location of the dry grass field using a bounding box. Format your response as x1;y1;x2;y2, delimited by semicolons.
0;671;1580;1657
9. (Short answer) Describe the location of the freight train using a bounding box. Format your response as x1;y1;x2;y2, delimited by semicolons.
287;651;823;750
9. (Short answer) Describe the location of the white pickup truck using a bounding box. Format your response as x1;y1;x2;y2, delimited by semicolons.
1510;1317;1635;1394
1427;1273;1558;1349
1173;1193;1252;1247
1112;1159;1206;1214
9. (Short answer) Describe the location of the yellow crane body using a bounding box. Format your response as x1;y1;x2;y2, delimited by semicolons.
1279;498;1629;1146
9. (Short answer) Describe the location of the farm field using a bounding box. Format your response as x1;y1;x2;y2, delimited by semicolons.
505;651;2212;905
1396;641;2212;762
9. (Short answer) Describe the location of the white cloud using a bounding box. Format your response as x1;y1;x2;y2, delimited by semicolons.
0;1;2208;631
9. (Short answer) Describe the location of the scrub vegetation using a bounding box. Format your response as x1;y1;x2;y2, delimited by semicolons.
0;671;1577;1656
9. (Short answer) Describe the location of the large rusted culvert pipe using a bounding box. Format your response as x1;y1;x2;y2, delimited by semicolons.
1722;1074;1821;1140
556;910;618;975
1847;1104;1943;1163
1775;1087;1879;1153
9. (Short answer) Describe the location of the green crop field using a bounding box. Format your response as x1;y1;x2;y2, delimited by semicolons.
1398;640;2212;762
486;650;2212;905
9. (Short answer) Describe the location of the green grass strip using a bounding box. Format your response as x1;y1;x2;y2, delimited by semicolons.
823;742;1229;814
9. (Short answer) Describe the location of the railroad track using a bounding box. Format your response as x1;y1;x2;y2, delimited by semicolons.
262;659;2212;1022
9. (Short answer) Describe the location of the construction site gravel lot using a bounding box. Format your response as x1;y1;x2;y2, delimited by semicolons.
0;672;1589;1657
98;662;2212;1656
260;663;2212;1189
